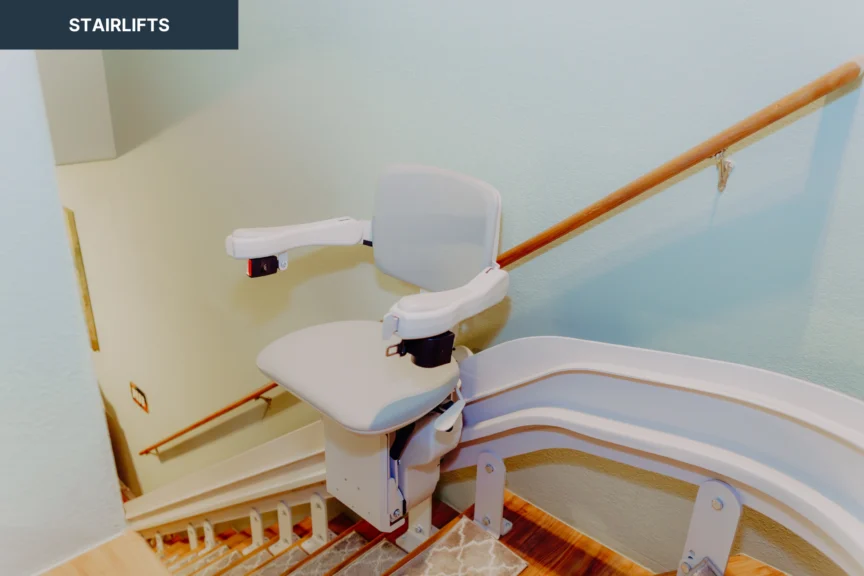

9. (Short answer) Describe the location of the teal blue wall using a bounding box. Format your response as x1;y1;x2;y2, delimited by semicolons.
225;2;864;398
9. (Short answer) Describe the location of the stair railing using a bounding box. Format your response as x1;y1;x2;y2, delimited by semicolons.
139;382;279;456
497;58;863;268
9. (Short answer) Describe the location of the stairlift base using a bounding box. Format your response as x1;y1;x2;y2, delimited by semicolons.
472;451;512;538
677;480;741;576
395;497;438;552
684;558;722;576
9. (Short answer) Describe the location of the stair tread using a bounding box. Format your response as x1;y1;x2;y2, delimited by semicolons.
475;491;654;576
213;537;279;576
195;549;245;576
289;526;370;575
184;538;252;576
322;499;459;576
174;545;232;576
332;538;406;576
247;540;309;576
184;521;285;576
167;533;247;571
389;515;527;576
245;514;354;576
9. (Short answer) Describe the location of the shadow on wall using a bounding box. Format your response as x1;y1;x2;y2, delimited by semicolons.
103;50;255;156
503;87;858;365
459;296;512;352
153;389;300;462
102;390;142;497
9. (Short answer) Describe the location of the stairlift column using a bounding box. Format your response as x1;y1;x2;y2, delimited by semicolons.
322;408;462;541
392;412;463;550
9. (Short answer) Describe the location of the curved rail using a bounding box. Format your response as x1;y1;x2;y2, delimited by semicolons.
138;382;279;456
497;57;864;267
458;337;864;453
449;337;864;575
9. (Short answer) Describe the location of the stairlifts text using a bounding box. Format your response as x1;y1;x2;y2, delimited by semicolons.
69;18;170;33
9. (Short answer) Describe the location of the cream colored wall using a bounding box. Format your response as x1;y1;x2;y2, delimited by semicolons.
55;73;413;492
51;1;864;574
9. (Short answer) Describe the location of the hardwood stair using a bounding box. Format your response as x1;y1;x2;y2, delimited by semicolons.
192;513;357;576
321;500;459;576
144;492;790;576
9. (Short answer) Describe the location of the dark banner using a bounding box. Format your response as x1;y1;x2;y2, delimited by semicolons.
0;0;238;49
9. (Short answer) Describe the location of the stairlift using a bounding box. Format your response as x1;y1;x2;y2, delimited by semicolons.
225;165;509;549
226;164;864;576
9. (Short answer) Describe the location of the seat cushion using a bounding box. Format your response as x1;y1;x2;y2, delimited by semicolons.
257;321;460;434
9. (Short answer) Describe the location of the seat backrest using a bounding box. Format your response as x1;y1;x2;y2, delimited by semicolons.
372;165;502;292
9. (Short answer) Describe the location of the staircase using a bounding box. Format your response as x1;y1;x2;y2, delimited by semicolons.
142;492;783;576
108;327;864;576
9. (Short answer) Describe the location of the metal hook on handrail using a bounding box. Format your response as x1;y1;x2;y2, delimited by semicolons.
714;149;734;192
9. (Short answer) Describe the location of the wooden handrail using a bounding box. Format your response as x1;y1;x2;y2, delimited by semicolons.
496;58;864;268
139;383;279;456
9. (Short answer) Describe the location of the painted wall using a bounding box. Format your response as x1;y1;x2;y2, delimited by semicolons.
0;51;126;576
51;1;864;573
35;51;116;165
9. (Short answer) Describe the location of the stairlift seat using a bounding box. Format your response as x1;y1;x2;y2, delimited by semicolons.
257;320;460;434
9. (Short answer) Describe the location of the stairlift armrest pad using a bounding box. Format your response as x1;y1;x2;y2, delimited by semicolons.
384;267;509;340
225;217;370;259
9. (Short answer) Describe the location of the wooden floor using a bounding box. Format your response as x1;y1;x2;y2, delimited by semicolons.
475;492;653;576
45;531;171;575
468;492;784;576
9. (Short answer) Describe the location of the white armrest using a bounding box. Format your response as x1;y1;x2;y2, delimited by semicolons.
383;267;509;340
225;217;370;259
